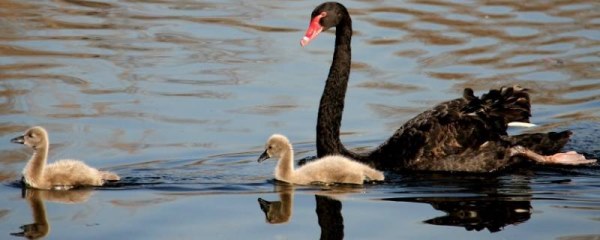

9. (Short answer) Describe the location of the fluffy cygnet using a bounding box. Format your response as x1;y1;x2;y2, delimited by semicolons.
258;134;384;185
11;126;120;190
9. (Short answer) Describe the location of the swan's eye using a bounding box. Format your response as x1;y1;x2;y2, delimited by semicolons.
268;146;273;150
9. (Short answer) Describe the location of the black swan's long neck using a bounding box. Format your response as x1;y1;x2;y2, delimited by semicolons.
316;14;362;160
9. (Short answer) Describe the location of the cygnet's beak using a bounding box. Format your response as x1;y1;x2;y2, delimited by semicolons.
10;135;25;144
257;198;272;212
258;150;270;163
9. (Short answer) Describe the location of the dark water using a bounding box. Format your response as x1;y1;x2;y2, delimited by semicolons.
1;0;599;239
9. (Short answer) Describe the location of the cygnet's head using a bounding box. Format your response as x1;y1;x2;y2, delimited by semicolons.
11;126;49;150
258;134;291;163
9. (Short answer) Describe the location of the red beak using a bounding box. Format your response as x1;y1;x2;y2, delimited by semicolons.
300;13;326;47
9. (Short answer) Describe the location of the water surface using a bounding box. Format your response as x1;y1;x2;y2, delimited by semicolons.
0;0;599;239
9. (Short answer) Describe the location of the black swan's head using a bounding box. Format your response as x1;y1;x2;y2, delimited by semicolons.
300;2;350;46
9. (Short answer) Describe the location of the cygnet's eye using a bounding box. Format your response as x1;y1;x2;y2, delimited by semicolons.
268;145;273;149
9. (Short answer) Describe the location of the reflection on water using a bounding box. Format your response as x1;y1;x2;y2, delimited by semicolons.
258;175;536;236
0;0;599;239
420;197;531;232
257;183;345;240
382;174;533;232
11;190;49;240
257;183;293;224
315;195;344;240
11;188;92;239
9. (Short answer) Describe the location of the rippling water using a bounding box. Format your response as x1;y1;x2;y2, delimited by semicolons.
0;0;599;239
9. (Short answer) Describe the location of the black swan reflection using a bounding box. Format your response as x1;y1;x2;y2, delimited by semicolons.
301;2;596;172
420;197;530;232
315;195;344;240
381;174;533;232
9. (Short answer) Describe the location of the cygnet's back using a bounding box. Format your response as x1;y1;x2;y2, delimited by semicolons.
44;159;117;188
294;155;384;185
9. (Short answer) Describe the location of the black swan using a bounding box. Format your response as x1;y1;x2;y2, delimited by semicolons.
300;2;596;172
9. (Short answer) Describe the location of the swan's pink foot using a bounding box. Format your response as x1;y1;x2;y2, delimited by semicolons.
545;152;597;165
510;146;597;166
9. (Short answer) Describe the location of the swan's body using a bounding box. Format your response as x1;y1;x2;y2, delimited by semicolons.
258;134;384;185
301;2;596;172
11;126;120;190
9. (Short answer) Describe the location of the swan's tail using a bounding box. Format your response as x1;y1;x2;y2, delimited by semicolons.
100;171;120;181
463;85;531;128
363;167;385;182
